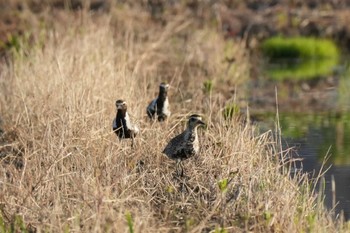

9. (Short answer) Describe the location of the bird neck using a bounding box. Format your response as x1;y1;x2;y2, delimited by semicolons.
184;126;198;143
158;91;167;102
116;109;127;119
187;125;198;134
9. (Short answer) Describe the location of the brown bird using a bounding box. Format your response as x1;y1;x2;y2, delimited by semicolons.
112;100;139;148
162;114;205;176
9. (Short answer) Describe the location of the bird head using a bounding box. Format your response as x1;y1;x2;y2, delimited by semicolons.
115;100;127;111
159;82;170;94
188;114;205;128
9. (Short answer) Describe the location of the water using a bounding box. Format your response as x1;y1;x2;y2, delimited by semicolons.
249;58;350;220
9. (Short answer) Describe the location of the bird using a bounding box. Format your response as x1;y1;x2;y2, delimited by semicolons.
146;82;171;121
112;100;139;148
162;114;205;176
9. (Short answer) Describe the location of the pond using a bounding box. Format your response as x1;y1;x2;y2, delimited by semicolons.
249;57;350;220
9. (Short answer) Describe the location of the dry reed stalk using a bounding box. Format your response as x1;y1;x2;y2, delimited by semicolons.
0;8;347;233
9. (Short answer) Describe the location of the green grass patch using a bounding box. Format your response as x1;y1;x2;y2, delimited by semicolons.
203;79;213;94
261;36;340;80
266;58;338;80
261;36;339;60
223;102;240;120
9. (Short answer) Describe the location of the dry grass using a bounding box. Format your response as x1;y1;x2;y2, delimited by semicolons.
0;7;349;233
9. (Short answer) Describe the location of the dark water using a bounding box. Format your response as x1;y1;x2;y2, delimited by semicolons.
250;58;350;220
258;114;350;220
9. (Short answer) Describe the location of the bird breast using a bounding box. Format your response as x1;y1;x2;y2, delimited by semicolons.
185;129;199;154
162;98;171;116
125;112;139;133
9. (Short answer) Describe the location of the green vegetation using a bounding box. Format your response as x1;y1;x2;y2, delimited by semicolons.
223;102;240;120
0;215;32;233
261;36;339;60
266;58;338;80
261;36;340;80
203;79;214;94
125;212;134;233
217;178;228;193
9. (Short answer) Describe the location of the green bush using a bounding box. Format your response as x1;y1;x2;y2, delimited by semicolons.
261;37;339;60
261;37;340;80
267;58;338;80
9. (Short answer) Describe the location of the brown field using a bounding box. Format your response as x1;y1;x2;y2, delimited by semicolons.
0;4;349;233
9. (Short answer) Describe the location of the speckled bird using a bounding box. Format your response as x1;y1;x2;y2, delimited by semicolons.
112;100;139;147
147;82;171;121
162;114;205;176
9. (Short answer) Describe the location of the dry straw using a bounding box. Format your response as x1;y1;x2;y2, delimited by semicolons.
0;8;348;233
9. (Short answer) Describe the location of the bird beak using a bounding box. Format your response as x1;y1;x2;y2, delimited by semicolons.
198;120;205;126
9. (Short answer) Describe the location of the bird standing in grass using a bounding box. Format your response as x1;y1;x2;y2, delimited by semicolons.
162;114;205;176
112;100;139;148
147;82;171;121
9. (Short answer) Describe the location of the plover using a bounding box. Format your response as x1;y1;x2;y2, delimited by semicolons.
112;100;139;147
147;82;171;121
162;114;205;176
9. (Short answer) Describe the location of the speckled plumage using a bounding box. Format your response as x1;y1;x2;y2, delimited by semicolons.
147;83;171;121
162;114;205;176
113;100;139;147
